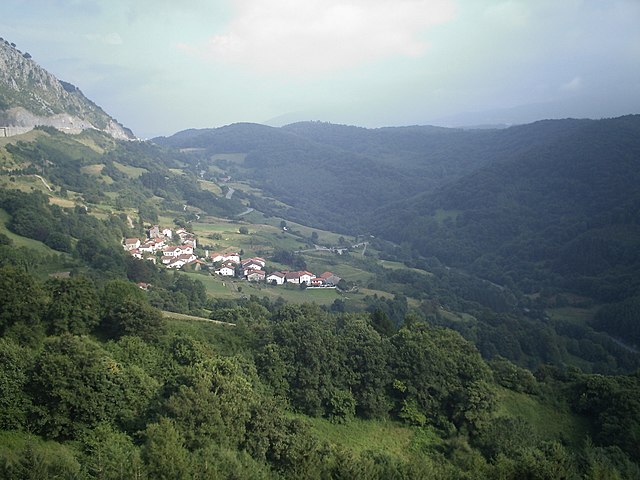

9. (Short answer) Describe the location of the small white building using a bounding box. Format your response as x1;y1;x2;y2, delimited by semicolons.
246;270;266;282
124;238;141;251
267;272;286;285
216;261;237;276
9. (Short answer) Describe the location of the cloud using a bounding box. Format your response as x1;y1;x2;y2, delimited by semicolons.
561;76;583;92
180;0;456;75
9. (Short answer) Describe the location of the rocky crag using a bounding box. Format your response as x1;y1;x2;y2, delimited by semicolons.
0;38;135;140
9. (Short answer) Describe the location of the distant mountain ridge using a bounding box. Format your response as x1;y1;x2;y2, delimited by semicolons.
0;38;134;140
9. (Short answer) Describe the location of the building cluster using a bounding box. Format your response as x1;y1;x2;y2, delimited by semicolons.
123;228;342;287
123;225;202;269
210;251;341;287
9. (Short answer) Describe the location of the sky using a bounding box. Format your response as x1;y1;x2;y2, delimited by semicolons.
1;0;639;138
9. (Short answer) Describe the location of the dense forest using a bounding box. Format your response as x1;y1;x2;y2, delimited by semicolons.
1;264;639;478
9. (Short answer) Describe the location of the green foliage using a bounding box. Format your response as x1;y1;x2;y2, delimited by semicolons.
0;433;83;479
0;339;34;429
390;324;496;432
0;266;46;336
102;297;165;341
28;334;159;439
142;417;191;480
81;423;145;480
593;296;640;347
489;356;539;394
570;371;640;459
45;276;100;335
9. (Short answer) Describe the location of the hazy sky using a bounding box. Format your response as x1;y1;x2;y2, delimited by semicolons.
2;0;639;138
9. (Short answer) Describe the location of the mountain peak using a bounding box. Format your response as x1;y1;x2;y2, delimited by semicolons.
0;38;135;140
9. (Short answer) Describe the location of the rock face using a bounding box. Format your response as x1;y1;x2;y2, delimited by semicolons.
0;39;135;140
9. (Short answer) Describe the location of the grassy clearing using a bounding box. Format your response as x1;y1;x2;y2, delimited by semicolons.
301;416;416;459
197;179;223;195
162;310;234;326
183;272;239;299
0;174;53;195
495;388;591;446
80;163;113;184
80;164;104;175
0;209;56;253
0;129;46;147
48;196;77;208
243;283;341;306
547;307;598;326
113;161;147;178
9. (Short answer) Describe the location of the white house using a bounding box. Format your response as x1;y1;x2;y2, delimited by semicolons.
176;253;197;264
166;258;186;269
246;270;266;282
210;252;239;263
162;246;183;257
216;261;237;276
267;272;286;285
124;238;141;251
298;271;315;285
162;228;173;238
242;260;264;272
243;257;266;268
285;271;315;285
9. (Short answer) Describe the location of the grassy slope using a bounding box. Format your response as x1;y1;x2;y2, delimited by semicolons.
496;388;591;447
0;208;55;254
302;416;418;459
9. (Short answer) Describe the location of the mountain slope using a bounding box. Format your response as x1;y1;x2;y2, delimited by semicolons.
373;115;640;300
0;38;134;140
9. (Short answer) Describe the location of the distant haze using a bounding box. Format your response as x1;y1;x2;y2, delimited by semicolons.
2;0;639;138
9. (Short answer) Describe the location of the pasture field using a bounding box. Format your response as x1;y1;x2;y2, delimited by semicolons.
113;162;147;178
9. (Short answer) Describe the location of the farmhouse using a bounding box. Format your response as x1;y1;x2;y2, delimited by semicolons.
210;252;240;263
266;272;286;285
123;238;140;251
284;271;316;285
246;270;266;282
216;261;237;277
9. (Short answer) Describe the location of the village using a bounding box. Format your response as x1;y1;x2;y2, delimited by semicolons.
122;225;342;288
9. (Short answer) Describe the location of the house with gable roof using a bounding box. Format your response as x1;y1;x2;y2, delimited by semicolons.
266;271;286;285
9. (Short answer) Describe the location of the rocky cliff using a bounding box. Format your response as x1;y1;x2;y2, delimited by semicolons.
0;38;135;140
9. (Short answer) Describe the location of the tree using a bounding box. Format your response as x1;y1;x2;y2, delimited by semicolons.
142;418;191;480
0;266;45;336
29;334;159;439
102;297;165;342
82;423;146;480
239;226;249;235
390;324;495;432
45;276;100;335
0;338;33;429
